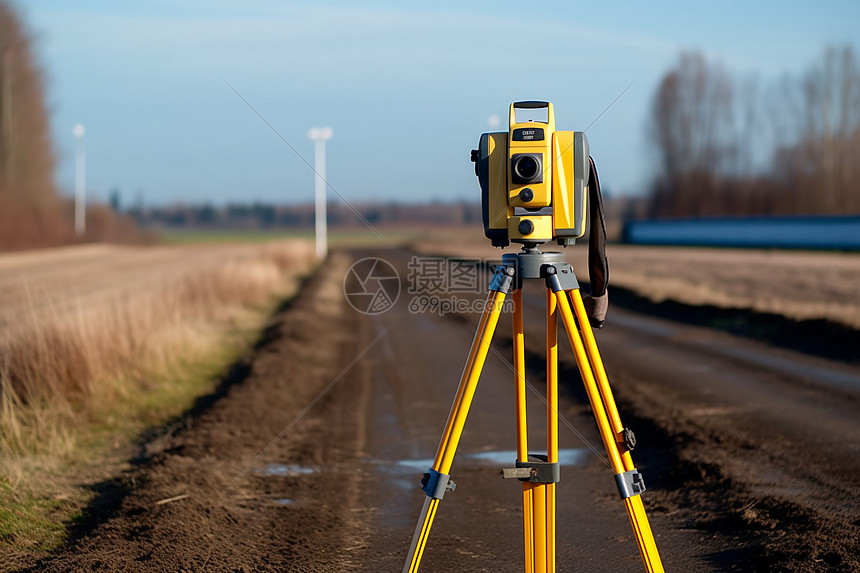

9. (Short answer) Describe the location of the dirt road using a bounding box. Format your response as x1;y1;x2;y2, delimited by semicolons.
18;247;860;572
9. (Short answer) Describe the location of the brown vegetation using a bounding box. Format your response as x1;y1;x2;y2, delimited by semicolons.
0;3;54;205
0;0;68;248
648;46;860;217
0;1;142;251
0;240;315;483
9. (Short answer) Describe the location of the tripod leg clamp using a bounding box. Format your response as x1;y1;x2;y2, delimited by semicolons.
541;263;580;293
502;458;560;484
614;469;646;499
421;469;456;500
489;265;515;294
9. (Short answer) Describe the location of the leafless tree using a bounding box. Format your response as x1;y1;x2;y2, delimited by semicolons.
795;46;860;213
647;45;860;218
0;1;55;205
648;52;737;217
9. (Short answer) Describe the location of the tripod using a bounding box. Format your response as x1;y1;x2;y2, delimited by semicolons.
403;250;664;573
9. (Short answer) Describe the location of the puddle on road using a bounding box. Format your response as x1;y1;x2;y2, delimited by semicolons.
254;463;316;477
395;458;436;471
274;498;295;505
394;449;589;472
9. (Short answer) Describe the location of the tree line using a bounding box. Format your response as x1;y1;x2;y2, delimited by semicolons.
127;200;482;230
0;2;138;251
647;46;860;218
0;1;66;249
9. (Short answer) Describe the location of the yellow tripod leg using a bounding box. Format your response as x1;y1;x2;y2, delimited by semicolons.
568;290;632;468
514;288;557;573
403;266;513;573
403;497;439;573
551;284;664;573
512;289;534;572
568;289;663;571
515;289;558;573
531;484;548;572
546;289;558;573
523;486;534;573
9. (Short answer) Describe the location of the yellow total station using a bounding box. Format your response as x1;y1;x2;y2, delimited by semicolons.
472;101;590;249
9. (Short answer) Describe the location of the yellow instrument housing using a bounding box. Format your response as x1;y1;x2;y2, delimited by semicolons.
507;102;555;208
507;215;554;242
551;130;589;239
474;101;590;248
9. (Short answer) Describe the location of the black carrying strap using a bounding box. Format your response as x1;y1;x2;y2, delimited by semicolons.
585;156;609;328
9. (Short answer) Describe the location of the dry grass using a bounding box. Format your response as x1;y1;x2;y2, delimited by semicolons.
0;240;315;487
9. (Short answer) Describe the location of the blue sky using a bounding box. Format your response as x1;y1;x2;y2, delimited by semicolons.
20;0;860;206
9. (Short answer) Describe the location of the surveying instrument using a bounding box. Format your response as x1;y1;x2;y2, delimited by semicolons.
402;102;664;572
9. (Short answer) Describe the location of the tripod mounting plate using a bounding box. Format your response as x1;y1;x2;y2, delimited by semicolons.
502;251;564;280
502;251;579;291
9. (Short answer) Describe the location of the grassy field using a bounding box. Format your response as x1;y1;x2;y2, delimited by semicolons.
0;239;315;559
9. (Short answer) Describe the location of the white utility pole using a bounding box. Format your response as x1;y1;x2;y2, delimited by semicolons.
72;123;86;236
307;127;332;260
